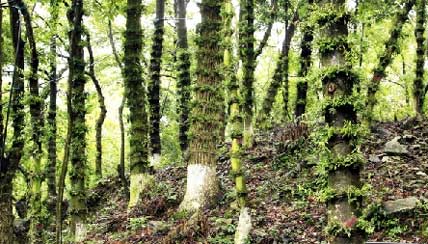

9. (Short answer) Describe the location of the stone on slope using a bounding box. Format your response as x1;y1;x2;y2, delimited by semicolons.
384;136;409;155
383;197;420;214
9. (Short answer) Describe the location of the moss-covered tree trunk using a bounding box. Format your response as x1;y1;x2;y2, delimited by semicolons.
86;33;107;179
366;0;414;124
295;1;313;118
316;0;366;242
108;20;128;192
239;0;255;147
148;0;165;167
258;7;298;125
68;0;88;240
413;0;426;116
175;0;191;159
124;0;152;208
179;0;224;213
15;0;45;241
0;5;26;243
47;0;59;199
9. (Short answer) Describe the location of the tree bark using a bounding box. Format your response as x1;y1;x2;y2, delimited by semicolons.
316;0;366;242
67;0;88;240
148;0;165;166
47;0;59;199
124;0;152;208
239;0;256;148
254;0;277;59
0;5;26;243
175;0;191;159
180;0;224;213
413;0;426;115
86;33;107;179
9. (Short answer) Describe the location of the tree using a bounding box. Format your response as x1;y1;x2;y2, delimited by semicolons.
124;0;152;208
315;0;366;242
179;0;224;213
366;0;415;124
0;4;26;243
295;0;314;118
86;32;107;179
47;0;59;199
67;0;88;240
148;0;165;166
239;0;256;147
413;0;426;116
175;0;191;159
258;4;298;125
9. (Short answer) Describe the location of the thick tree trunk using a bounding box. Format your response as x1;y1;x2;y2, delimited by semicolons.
316;0;365;242
413;0;426;116
124;0;152;208
67;0;88;240
366;0;414;124
148;0;165;167
239;0;256;148
180;0;224;213
175;0;191;159
47;0;59;199
0;6;26;244
86;33;107;179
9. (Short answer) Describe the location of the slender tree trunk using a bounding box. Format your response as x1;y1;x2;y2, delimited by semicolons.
67;0;88;240
86;33;107;179
254;0;278;58
175;0;191;159
124;0;152;208
366;0;415;124
148;0;165;167
258;8;298;125
413;0;426;116
316;0;366;242
16;1;45;241
179;0;224;213
108;20;128;192
239;0;256;148
55;93;72;244
47;0;59;199
295;1;313;118
0;6;26;243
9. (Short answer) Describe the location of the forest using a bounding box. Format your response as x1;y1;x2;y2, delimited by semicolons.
0;0;427;243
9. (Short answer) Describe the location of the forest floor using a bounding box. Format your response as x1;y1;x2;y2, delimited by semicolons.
82;119;428;244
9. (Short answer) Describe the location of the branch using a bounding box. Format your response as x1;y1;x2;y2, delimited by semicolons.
255;0;278;58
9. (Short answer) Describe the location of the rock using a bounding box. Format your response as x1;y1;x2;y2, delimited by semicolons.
384;137;409;155
410;144;421;151
416;171;428;178
402;134;417;143
383;197;420;214
368;154;381;163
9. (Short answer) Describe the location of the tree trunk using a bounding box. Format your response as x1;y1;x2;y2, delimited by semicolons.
316;0;365;242
258;8;298;125
47;0;59;199
148;0;165;167
413;0;426;116
67;0;88;240
175;0;191;159
295;2;313;118
366;0;414;124
239;0;256;148
124;0;152;208
0;5;26;243
16;0;45;241
179;0;224;213
108;20;128;192
86;33;107;179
